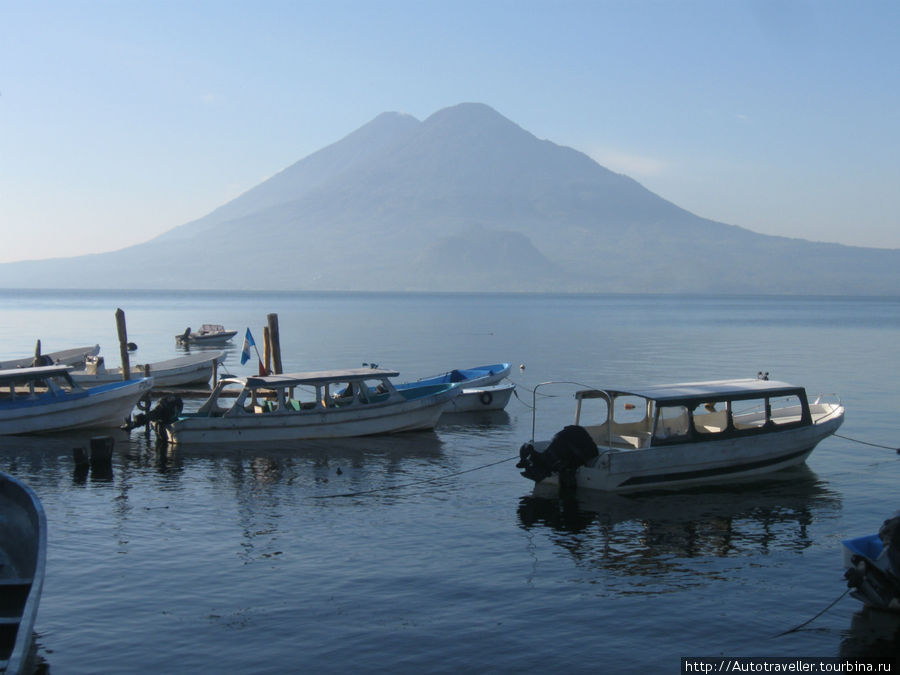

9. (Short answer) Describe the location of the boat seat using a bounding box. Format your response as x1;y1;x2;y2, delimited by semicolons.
0;579;31;617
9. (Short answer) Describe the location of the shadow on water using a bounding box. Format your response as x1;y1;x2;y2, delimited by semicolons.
517;466;842;591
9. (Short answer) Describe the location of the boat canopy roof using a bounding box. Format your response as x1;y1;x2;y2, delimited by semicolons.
0;365;73;381
577;378;805;404
244;367;401;389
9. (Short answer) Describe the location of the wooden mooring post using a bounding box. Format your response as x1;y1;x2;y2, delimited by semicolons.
267;313;282;374
115;308;131;380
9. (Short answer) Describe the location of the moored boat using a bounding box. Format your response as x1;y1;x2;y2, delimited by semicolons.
0;344;100;371
843;512;900;612
159;367;461;444
0;471;47;675
70;351;225;389
175;325;237;346
516;377;844;493
397;363;510;390
0;365;153;435
396;363;512;413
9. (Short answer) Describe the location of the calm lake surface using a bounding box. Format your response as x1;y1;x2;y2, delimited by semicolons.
1;290;898;673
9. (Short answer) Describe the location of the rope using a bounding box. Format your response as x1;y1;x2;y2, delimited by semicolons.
773;588;850;637
833;433;900;453
313;455;520;499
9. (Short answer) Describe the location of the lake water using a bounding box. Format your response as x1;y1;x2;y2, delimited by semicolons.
1;290;898;673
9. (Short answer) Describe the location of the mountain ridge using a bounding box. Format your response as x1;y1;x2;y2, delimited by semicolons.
2;102;897;294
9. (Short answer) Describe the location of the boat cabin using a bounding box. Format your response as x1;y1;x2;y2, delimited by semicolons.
573;379;813;450
0;365;85;403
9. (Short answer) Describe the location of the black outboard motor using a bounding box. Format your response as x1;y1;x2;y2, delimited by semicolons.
123;395;184;430
879;512;900;576
517;425;598;487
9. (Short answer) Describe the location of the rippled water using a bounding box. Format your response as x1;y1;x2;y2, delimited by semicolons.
1;291;898;672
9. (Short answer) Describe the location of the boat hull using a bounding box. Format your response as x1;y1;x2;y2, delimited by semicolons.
445;382;515;412
167;387;458;444
537;409;843;493
0;378;152;435
0;471;47;675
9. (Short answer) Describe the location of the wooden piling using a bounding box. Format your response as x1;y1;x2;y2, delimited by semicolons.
115;308;131;380
262;326;271;375
267;313;282;375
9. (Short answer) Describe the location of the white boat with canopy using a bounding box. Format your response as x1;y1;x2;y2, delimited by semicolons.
159;367;461;444
517;377;844;493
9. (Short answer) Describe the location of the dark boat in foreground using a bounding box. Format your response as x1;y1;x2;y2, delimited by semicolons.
0;470;47;674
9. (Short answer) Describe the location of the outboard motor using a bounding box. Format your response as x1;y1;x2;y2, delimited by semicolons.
517;425;598;487
123;395;184;431
879;512;900;576
845;511;900;610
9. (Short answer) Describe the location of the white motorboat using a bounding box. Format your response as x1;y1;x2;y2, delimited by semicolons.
0;471;46;675
175;324;237;346
159;367;461;444
843;512;900;612
70;351;225;389
0;365;153;435
517;377;844;493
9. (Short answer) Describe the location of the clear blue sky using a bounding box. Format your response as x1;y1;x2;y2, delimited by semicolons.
2;0;898;263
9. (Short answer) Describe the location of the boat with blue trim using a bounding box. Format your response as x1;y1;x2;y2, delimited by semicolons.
0;365;152;435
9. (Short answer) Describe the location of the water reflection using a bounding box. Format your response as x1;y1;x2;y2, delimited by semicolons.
437;409;512;430
839;607;900;666
518;467;842;590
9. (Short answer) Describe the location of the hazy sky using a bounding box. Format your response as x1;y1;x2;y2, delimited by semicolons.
2;0;898;264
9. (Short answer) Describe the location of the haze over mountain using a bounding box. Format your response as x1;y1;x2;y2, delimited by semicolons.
3;102;897;294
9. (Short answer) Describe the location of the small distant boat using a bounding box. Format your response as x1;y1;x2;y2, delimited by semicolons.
70;351;225;389
175;325;237;346
0;344;100;371
517;377;844;493
159;367;461;444
843;513;900;612
0;365;153;435
396;363;512;413
0;470;47;675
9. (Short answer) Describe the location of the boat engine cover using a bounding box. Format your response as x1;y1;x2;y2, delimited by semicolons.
517;425;598;483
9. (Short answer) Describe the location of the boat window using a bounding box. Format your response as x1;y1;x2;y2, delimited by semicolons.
732;398;767;430
653;405;690;440
769;394;804;426
575;394;609;428
612;395;648;425
692;401;729;435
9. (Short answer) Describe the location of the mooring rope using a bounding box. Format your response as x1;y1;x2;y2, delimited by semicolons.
773;588;850;638
313;455;521;499
833;433;900;453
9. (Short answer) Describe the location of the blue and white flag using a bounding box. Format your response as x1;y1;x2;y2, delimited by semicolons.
240;328;255;365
